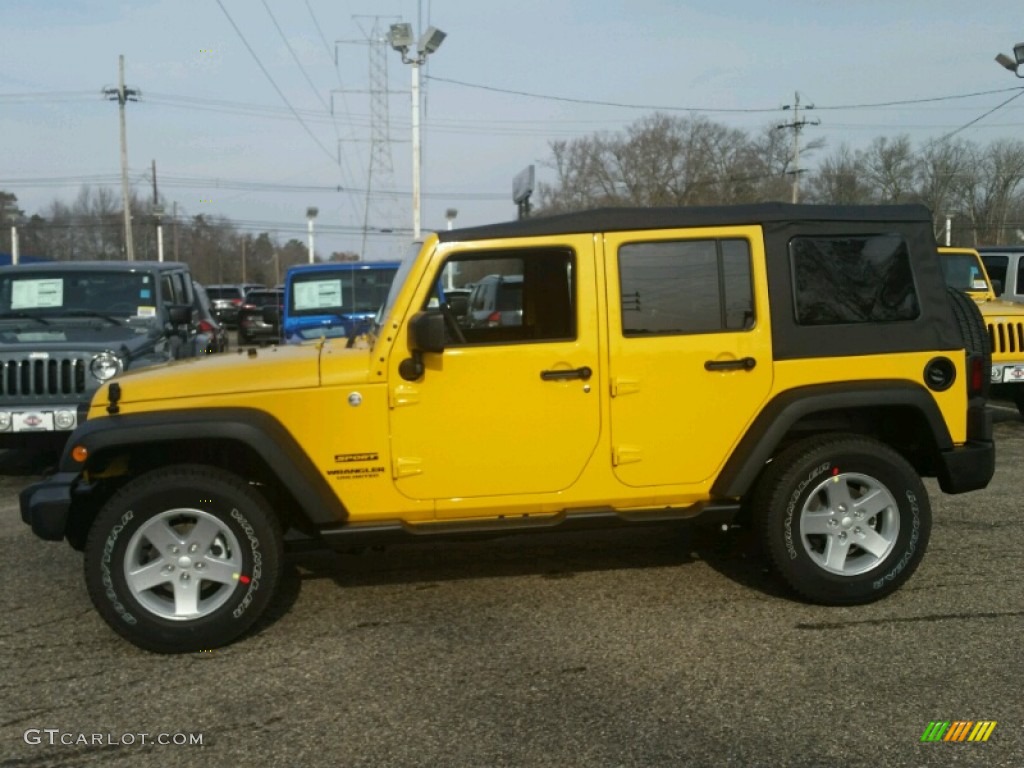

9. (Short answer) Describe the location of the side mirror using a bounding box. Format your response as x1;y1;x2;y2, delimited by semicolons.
409;311;445;353
262;305;282;325
400;312;445;381
167;305;193;326
991;278;1003;296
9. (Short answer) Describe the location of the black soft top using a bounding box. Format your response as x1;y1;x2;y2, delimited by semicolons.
438;203;934;242
439;202;961;361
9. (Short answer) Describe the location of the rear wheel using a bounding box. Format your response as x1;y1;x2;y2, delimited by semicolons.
753;435;930;604
84;465;282;653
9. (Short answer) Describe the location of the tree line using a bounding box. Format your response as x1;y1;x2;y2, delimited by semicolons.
0;186;358;286
536;113;1024;245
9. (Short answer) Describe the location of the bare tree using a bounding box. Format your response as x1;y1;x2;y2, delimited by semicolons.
861;135;917;203
806;145;873;204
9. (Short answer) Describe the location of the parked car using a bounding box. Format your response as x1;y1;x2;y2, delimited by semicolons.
283;262;399;343
204;283;265;328
237;288;283;345
977;246;1024;304
941;247;1024;416
192;282;228;354
463;274;524;329
0;260;201;448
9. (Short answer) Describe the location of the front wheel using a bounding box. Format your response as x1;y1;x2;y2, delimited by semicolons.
753;436;930;604
84;465;282;653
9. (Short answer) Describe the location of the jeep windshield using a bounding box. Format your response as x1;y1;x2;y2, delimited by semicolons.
940;250;991;296
374;241;422;336
0;270;161;324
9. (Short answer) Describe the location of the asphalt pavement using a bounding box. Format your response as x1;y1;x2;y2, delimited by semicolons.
1;406;1021;768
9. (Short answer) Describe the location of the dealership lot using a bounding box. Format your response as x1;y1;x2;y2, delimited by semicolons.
1;406;1021;767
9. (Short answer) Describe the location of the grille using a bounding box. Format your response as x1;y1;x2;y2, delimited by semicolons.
987;320;1024;356
0;357;88;397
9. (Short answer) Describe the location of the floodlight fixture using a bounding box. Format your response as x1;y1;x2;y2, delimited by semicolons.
995;42;1024;77
419;26;447;55
388;23;414;53
995;52;1017;72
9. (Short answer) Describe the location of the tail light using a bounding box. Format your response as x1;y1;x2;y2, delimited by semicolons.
486;311;501;327
231;298;243;306
969;356;985;395
197;320;215;333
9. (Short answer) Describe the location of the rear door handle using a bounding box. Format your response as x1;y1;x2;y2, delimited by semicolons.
540;366;593;381
704;357;756;372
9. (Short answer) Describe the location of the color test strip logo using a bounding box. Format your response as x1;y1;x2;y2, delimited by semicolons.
920;721;997;742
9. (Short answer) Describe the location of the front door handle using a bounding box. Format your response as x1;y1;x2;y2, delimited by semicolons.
704;357;756;372
540;366;593;381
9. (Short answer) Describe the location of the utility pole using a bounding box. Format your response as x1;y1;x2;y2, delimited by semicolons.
152;159;164;262
104;55;140;260
776;92;820;204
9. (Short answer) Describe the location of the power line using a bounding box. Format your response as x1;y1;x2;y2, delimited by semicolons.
214;0;336;163
426;74;1024;114
935;88;1024;143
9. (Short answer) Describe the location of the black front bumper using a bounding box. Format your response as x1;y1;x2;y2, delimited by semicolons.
20;472;80;541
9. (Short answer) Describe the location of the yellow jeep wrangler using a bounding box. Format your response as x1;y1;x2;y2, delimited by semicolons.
941;246;1024;415
22;204;995;652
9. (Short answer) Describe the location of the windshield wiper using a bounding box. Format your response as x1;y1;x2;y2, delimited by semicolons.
0;311;50;325
55;309;128;326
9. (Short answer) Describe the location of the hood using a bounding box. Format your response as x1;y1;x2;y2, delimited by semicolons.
90;339;376;411
0;318;160;353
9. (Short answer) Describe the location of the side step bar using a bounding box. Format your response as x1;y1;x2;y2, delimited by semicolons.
284;501;741;553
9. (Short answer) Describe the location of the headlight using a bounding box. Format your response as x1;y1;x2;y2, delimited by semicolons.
54;409;77;430
89;351;123;381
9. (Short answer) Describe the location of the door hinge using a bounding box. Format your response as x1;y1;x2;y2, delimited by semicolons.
611;377;640;397
613;445;643;465
390;385;420;408
393;457;423;478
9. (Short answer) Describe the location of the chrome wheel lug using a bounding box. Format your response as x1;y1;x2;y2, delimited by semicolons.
189;543;198;553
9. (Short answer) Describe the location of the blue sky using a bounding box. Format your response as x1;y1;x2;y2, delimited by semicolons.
1;0;1022;259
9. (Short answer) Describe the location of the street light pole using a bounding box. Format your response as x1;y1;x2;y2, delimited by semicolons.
306;207;318;264
388;23;446;241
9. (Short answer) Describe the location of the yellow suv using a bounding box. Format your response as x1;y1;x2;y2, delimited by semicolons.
941;246;1024;416
22;204;995;652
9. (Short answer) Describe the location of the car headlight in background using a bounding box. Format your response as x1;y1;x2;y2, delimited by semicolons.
54;409;77;430
89;351;124;382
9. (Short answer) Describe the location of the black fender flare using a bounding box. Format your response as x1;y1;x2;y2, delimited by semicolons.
58;408;346;525
711;380;953;499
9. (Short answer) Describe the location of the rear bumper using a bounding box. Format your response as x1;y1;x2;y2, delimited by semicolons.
936;440;995;494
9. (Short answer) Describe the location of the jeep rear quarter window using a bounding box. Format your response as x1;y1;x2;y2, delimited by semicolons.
790;234;919;325
618;238;753;335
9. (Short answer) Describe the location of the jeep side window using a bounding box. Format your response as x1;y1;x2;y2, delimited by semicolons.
790;235;919;325
425;248;575;345
618;238;754;335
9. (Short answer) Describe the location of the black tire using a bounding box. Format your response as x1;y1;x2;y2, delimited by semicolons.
84;465;282;653
946;286;991;396
753;435;931;605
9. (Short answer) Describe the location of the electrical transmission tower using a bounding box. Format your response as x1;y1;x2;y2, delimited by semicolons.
776;92;820;204
336;16;404;258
